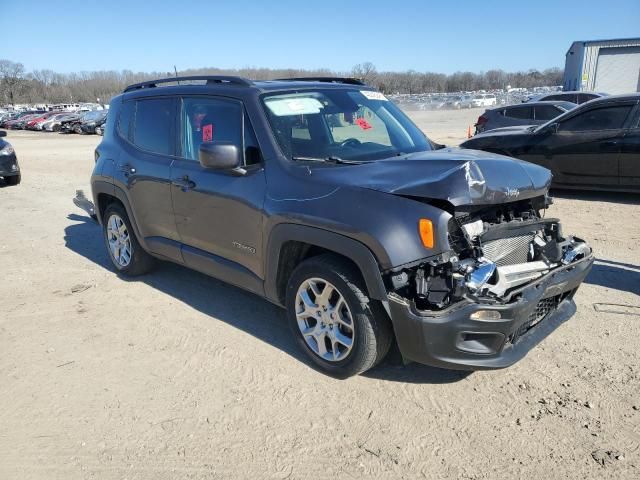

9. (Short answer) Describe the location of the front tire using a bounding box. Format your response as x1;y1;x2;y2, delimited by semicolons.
102;203;154;276
286;254;392;378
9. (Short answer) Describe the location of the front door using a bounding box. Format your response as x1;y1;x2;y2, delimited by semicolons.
170;96;266;286
525;103;635;186
618;108;640;189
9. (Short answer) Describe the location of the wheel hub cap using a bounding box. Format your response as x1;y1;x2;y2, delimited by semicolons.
295;278;354;362
106;214;132;267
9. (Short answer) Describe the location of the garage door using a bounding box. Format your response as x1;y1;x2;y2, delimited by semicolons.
594;46;640;94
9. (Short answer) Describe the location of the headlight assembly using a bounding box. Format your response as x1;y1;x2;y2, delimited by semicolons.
0;144;14;156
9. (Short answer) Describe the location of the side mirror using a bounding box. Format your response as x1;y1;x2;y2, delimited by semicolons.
199;142;244;174
0;130;6;137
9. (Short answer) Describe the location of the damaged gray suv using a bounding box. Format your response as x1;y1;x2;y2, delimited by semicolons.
85;76;594;377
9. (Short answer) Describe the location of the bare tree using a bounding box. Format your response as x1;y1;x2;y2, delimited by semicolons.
351;62;378;84
0;62;565;105
0;60;26;106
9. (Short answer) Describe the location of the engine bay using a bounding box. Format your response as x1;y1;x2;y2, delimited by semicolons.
388;195;592;311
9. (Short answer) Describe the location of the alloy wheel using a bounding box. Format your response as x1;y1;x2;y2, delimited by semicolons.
295;278;355;362
106;214;132;267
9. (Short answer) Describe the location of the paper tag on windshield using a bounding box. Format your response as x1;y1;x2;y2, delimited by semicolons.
360;90;388;101
265;97;323;116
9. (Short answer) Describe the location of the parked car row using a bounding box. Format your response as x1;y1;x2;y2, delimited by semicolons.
389;86;564;111
0;110;107;135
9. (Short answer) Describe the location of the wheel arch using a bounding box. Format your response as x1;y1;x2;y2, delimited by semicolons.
92;180;148;251
265;224;388;307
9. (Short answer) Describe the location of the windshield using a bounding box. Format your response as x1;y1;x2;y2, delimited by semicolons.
262;89;431;162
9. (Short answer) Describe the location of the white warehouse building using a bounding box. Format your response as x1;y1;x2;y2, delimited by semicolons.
563;37;640;94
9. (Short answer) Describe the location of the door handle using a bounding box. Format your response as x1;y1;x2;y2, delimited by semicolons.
172;175;196;190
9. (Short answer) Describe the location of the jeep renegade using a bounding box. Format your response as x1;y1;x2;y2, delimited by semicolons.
87;76;594;377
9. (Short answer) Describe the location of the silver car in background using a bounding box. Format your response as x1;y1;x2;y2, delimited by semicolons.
42;113;78;132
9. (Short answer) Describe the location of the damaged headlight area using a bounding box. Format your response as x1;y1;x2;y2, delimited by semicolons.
387;195;592;311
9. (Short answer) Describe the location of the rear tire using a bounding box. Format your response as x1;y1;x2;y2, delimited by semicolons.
286;254;392;378
4;174;20;186
102;203;155;276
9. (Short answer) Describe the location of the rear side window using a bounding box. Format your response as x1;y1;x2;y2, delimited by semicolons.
559;105;633;132
133;98;174;156
117;101;134;140
535;105;562;121
504;106;532;119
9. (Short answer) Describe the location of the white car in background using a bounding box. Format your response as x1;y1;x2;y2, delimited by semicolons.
471;94;497;107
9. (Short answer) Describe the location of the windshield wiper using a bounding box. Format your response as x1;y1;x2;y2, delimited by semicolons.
292;156;363;165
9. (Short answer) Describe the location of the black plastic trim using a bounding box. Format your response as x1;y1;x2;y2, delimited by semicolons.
265;223;387;305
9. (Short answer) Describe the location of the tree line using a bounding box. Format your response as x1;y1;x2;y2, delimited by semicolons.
0;59;564;106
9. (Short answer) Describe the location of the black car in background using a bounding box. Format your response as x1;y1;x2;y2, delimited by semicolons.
0;130;21;186
59;113;84;134
525;91;607;105
461;94;640;192
60;110;107;134
80;110;108;134
475;101;576;134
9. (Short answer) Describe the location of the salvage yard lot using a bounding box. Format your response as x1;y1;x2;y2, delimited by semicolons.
1;109;639;479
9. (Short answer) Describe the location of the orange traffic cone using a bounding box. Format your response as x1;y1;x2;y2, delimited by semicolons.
467;125;472;138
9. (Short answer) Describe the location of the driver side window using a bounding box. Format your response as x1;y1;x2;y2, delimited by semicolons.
558;105;633;132
180;97;242;162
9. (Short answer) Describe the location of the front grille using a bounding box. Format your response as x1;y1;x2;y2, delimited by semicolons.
510;295;560;344
482;233;534;266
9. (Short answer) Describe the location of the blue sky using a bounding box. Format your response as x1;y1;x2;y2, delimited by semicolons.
4;0;639;74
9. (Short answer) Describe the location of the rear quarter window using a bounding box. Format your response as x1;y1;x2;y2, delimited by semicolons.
504;106;532;119
535;105;563;121
117;101;135;141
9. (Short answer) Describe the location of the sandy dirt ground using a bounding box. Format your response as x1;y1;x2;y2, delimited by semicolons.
1;109;639;479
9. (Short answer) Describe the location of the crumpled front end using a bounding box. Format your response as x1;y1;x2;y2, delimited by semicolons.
385;194;594;369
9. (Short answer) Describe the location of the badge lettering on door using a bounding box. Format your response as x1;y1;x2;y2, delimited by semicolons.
232;241;256;255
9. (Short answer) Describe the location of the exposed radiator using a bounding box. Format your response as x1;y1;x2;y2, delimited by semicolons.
482;233;535;266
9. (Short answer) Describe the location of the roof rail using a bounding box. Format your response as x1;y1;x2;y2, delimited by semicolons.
274;77;366;86
123;75;253;93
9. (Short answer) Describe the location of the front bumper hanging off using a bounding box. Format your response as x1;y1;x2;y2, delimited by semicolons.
388;254;594;370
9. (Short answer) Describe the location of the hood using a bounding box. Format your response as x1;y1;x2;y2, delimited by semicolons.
473;125;536;138
310;148;551;207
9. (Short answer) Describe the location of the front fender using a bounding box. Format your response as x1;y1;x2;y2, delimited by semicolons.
264;223;388;305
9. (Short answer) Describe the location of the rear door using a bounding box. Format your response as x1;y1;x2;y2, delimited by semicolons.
539;102;634;186
115;97;181;260
170;95;266;285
